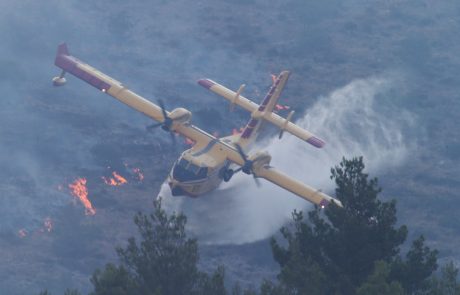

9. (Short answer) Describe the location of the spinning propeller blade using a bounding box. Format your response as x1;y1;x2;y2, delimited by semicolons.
234;143;261;187
145;99;176;145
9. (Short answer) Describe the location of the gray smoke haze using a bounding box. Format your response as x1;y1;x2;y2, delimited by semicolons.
161;74;415;244
2;0;459;293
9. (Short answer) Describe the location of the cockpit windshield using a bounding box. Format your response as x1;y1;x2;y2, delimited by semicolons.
172;158;208;182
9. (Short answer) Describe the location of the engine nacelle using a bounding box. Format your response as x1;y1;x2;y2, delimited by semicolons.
169;108;192;124
249;151;272;172
52;76;66;87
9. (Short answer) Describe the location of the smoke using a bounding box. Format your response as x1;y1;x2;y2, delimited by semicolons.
160;75;415;245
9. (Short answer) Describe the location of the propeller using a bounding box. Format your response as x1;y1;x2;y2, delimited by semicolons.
234;143;261;187
146;99;176;145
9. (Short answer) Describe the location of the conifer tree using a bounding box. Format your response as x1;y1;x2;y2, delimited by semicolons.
270;157;409;294
90;199;226;295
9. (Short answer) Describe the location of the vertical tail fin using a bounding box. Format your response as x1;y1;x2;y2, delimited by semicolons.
239;71;290;142
258;71;290;113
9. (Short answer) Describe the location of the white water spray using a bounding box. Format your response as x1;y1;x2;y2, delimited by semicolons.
160;76;414;245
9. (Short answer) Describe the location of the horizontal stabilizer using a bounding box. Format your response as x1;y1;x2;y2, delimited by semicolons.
198;77;325;148
198;79;258;113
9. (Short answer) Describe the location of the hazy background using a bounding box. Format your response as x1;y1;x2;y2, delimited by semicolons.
1;0;459;293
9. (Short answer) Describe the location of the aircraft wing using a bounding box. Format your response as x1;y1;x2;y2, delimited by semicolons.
198;71;291;113
220;146;342;208
53;43;214;147
198;79;259;113
263;112;325;148
254;165;343;207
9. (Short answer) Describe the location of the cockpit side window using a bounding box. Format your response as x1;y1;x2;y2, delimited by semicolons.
190;163;201;173
197;167;208;178
178;158;189;167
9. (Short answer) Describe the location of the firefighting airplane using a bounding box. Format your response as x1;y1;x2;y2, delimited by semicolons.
52;43;342;208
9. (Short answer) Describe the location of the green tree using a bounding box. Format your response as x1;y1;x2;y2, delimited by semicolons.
90;263;138;295
195;266;226;295
356;261;405;295
427;261;460;295
270;157;409;294
263;211;328;295
390;235;438;294
90;199;227;295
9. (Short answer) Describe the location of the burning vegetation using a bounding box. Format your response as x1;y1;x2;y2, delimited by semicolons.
102;171;128;186
132;167;144;181
57;166;145;218
68;178;96;216
43;217;53;233
17;217;53;239
18;228;27;238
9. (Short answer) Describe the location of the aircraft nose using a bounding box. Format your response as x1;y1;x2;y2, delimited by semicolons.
169;182;187;196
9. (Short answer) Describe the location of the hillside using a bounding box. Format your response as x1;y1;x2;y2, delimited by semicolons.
1;1;459;293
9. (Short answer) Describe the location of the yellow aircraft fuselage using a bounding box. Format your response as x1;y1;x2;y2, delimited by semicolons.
167;134;244;197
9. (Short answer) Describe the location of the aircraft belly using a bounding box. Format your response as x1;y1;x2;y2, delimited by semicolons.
168;168;222;197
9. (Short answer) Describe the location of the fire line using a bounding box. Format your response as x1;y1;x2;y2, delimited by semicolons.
68;178;96;215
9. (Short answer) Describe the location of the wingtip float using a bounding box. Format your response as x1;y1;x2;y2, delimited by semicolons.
52;43;341;208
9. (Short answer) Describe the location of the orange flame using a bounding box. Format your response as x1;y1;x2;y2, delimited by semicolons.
18;228;27;238
102;171;128;186
103;177;117;186
69;178;96;215
113;171;127;184
132;168;144;181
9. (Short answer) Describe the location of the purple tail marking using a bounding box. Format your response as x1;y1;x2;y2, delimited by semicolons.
240;118;259;139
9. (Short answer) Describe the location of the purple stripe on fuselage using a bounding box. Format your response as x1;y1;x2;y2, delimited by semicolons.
257;77;282;111
241;118;259;139
248;119;258;128
241;128;253;139
306;136;325;148
197;79;216;89
260;92;273;107
258;93;272;111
